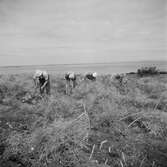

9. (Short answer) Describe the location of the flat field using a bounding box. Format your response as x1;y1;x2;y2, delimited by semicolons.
0;71;167;167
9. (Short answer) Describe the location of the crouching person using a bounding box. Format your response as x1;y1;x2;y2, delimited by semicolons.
84;72;97;81
65;72;76;95
33;70;50;95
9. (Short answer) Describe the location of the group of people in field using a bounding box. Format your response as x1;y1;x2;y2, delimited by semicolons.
33;70;98;95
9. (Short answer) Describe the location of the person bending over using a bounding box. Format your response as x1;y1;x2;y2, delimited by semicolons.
33;70;50;95
65;72;76;94
84;72;97;81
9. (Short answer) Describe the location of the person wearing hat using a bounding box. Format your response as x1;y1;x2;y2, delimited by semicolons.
84;72;97;81
65;72;77;94
33;70;50;95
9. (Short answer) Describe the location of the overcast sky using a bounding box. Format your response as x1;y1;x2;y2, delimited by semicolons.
0;0;166;66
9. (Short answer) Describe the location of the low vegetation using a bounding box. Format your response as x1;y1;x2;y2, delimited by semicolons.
137;66;160;76
0;70;167;167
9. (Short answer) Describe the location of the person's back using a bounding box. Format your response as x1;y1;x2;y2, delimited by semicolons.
65;72;76;81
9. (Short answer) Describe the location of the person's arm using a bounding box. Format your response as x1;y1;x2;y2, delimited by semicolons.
41;80;48;90
41;74;49;90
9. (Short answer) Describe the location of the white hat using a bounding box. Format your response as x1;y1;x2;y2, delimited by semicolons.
69;72;75;79
35;70;42;77
92;72;97;77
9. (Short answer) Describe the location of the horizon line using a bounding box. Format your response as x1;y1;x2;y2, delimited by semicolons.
0;60;166;68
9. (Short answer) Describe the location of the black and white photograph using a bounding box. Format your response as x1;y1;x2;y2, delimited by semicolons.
0;0;166;166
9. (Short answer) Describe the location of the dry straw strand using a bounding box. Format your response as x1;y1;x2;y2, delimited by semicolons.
121;152;126;166
128;116;142;128
99;140;108;150
139;157;146;167
119;111;143;121
105;158;108;165
119;160;124;167
89;144;96;160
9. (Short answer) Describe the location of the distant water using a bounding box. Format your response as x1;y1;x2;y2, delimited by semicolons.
0;61;166;75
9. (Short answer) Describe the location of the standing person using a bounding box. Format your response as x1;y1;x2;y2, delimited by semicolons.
65;72;76;95
33;70;50;95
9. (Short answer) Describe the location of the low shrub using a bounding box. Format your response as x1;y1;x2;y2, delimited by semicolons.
137;66;159;76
